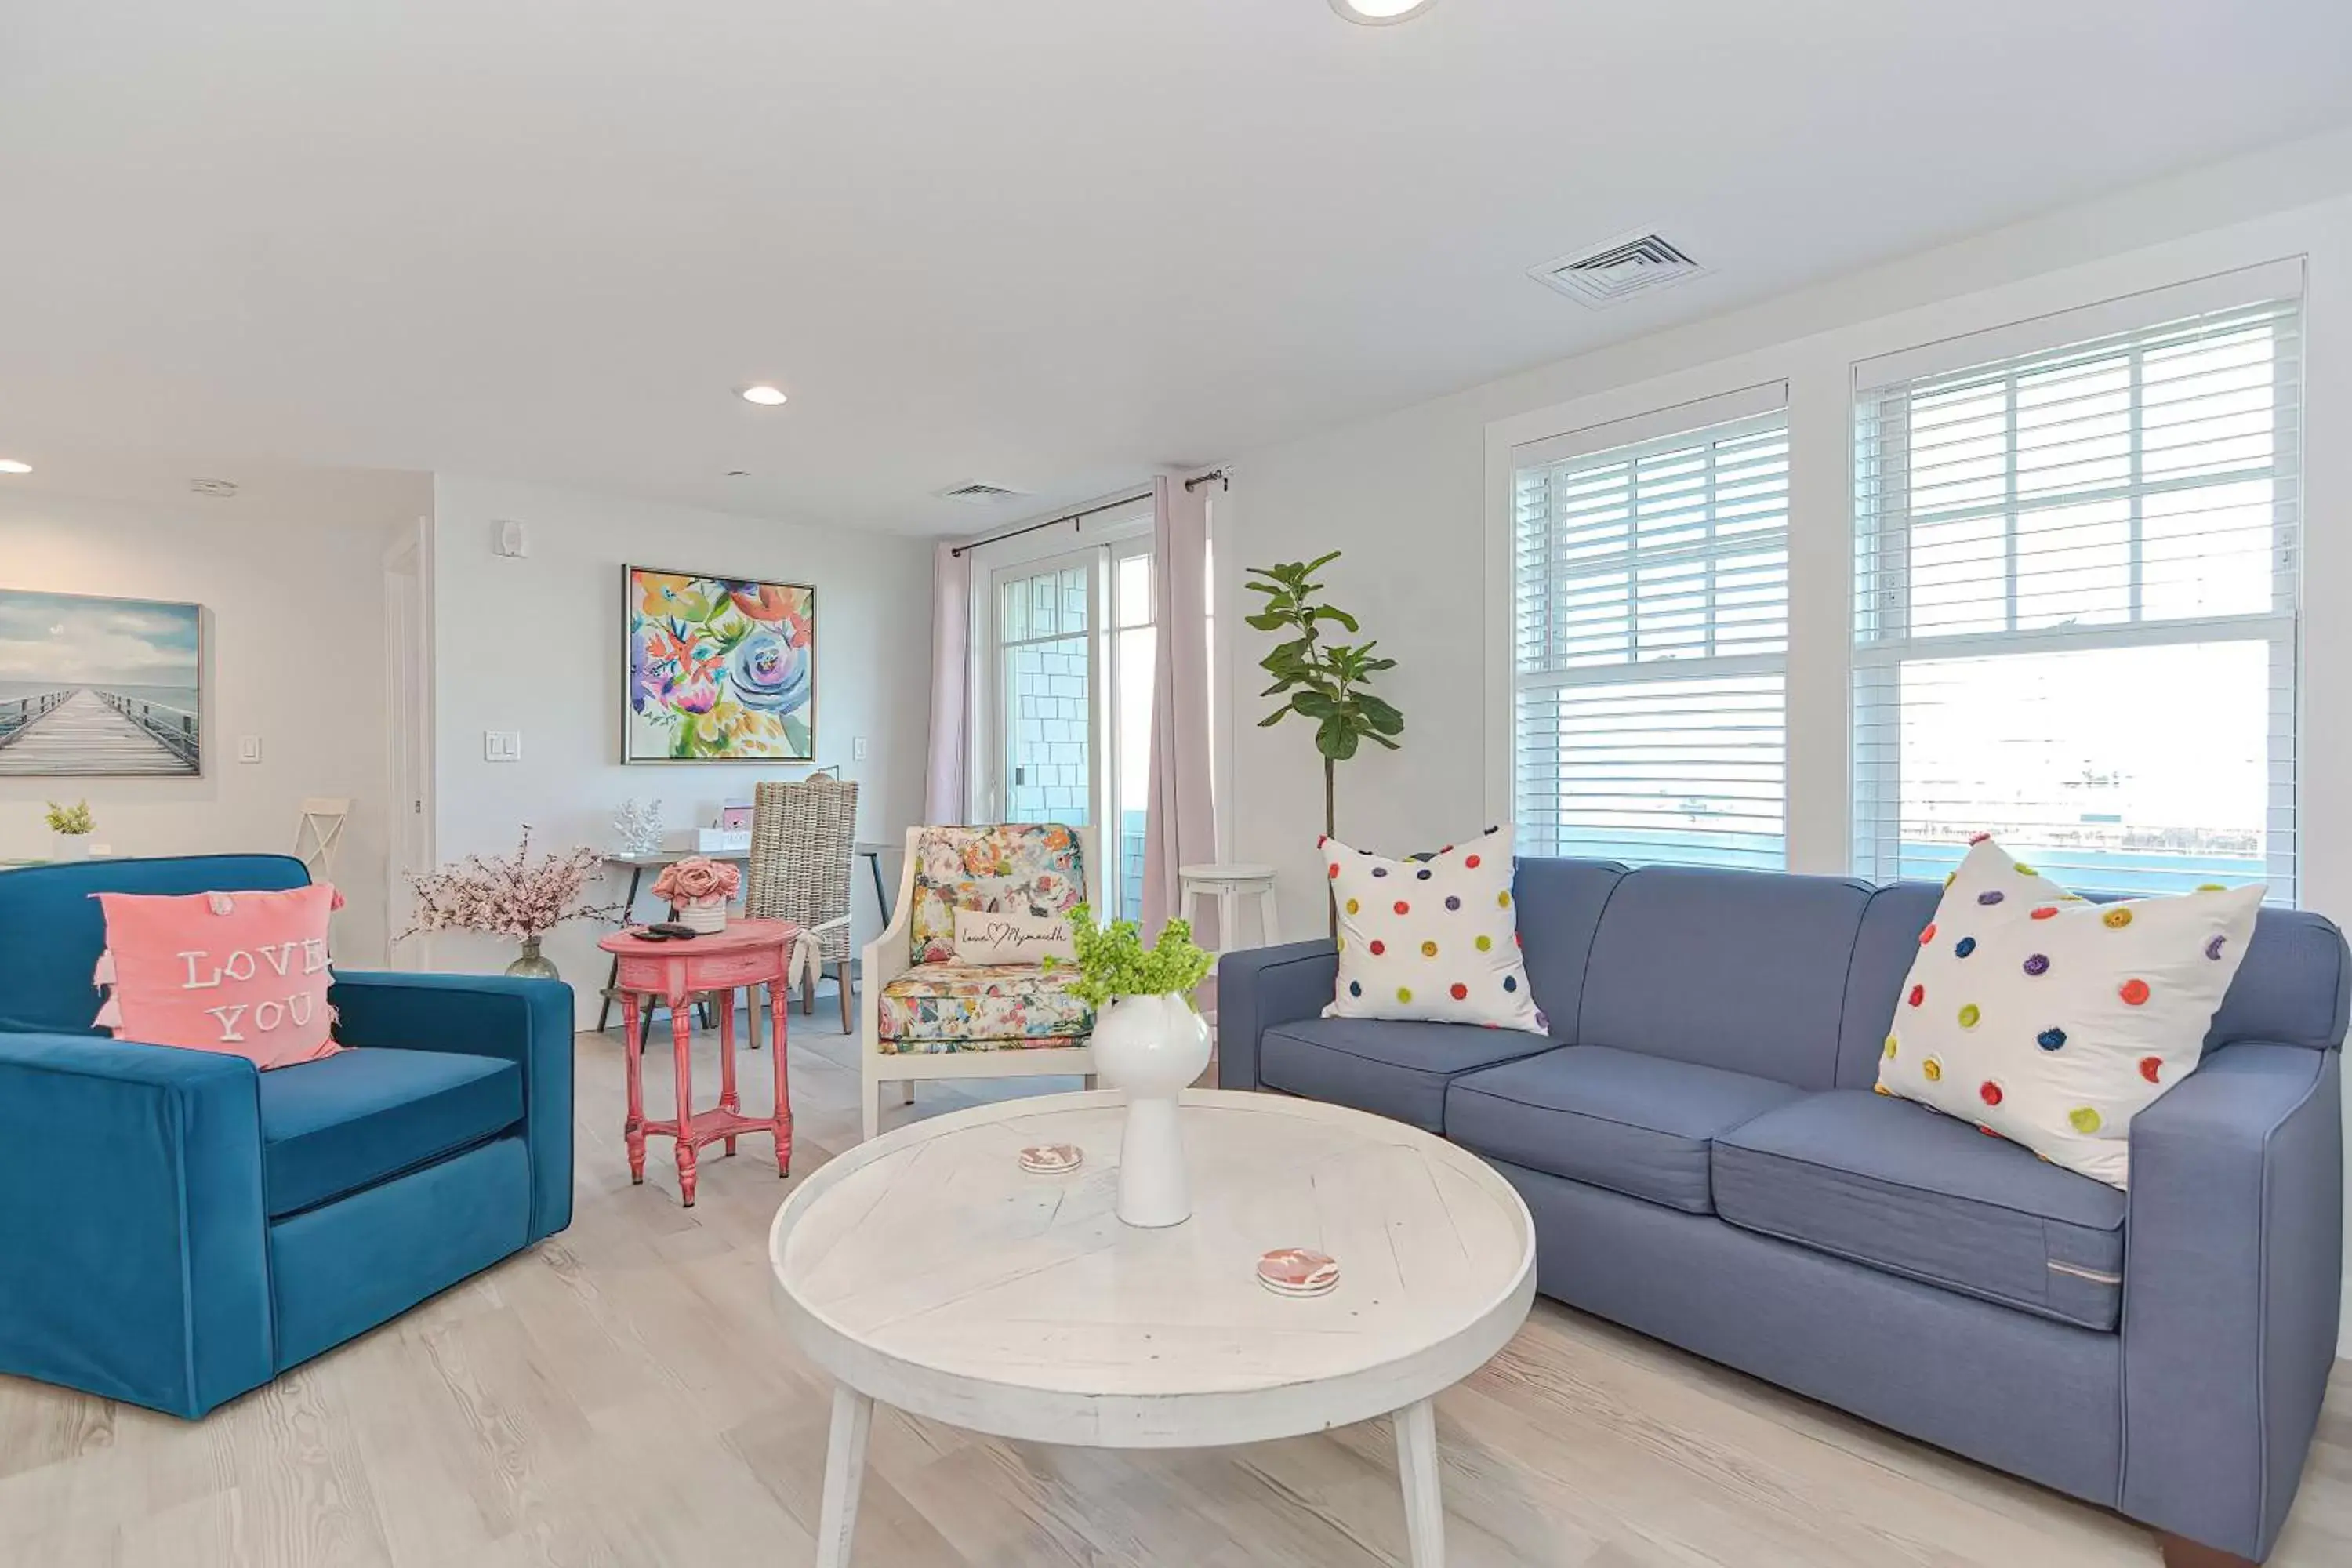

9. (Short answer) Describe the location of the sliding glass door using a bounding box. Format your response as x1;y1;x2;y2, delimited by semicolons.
983;535;1156;919
994;551;1097;829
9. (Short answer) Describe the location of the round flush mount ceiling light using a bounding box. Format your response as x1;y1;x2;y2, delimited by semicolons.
739;384;789;406
0;459;31;474
1330;0;1438;23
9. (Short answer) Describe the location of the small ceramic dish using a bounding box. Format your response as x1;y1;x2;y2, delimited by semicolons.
1017;1143;1084;1175
1256;1247;1341;1297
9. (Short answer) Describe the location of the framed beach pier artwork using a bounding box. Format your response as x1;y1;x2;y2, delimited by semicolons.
0;588;202;777
625;567;816;763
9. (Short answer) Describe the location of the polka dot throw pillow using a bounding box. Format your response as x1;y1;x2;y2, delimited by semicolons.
1320;825;1545;1034
1876;836;2263;1189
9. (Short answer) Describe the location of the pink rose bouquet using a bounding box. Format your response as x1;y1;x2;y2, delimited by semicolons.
653;856;741;908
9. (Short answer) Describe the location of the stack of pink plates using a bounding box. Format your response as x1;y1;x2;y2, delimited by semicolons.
1256;1248;1340;1298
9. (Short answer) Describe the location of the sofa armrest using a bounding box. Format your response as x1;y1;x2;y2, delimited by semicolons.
2122;1042;2343;1561
328;972;575;1241
1214;940;1337;1091
0;1033;274;1417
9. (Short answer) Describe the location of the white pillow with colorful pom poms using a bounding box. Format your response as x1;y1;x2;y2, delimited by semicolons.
1320;825;1546;1034
1876;836;2262;1189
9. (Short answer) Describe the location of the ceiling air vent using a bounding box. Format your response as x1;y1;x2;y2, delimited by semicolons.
935;481;1026;503
1530;232;1708;309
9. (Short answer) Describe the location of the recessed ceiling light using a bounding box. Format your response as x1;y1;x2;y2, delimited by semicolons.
0;459;30;474
190;478;239;499
740;385;789;406
1330;0;1438;23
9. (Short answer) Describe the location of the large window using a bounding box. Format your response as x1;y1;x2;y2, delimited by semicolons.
1853;294;2302;901
1512;408;1791;869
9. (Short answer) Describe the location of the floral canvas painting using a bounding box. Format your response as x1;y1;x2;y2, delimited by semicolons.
626;568;815;763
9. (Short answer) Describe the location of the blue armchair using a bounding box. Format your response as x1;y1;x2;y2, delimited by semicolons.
0;855;574;1418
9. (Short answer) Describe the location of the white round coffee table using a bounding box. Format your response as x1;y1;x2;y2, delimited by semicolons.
768;1088;1536;1566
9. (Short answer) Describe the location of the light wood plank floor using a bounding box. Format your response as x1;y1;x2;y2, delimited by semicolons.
3;1007;2345;1567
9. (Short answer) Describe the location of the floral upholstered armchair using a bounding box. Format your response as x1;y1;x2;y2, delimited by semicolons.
858;823;1101;1139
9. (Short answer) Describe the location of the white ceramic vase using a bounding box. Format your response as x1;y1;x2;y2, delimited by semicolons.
677;896;728;935
49;833;90;862
1091;992;1214;1229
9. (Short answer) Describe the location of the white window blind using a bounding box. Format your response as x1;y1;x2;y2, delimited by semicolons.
1513;411;1790;869
1853;293;2302;902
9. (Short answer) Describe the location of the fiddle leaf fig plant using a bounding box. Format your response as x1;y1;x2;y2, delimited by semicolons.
1245;551;1403;934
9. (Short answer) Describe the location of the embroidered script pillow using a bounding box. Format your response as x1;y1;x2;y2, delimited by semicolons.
93;884;343;1069
952;909;1077;966
1876;837;2260;1188
1323;825;1544;1033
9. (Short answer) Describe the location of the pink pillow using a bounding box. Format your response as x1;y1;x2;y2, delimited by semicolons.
93;885;344;1069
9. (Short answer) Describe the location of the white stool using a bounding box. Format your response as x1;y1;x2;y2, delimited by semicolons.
1178;863;1281;955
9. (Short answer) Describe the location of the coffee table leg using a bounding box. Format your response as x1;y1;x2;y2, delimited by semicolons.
814;1384;873;1568
1394;1396;1444;1566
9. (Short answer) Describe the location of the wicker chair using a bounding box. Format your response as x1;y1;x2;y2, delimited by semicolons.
746;775;860;1033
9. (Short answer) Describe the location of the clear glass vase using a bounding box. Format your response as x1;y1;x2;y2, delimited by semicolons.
506;936;561;981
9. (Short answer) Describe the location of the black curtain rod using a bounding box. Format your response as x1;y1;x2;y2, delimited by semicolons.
949;470;1229;558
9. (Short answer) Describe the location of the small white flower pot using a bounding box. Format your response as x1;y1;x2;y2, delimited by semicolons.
1091;992;1214;1229
50;833;91;862
677;897;728;935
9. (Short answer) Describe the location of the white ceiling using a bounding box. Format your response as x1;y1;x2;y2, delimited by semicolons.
4;2;2350;535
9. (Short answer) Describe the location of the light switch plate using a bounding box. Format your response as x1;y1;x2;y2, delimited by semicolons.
236;735;263;764
484;730;523;762
852;735;869;760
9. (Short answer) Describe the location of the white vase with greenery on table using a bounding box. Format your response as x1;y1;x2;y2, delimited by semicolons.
1047;906;1215;1229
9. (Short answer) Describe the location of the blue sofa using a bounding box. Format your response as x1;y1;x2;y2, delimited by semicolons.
0;855;574;1418
1219;859;2346;1566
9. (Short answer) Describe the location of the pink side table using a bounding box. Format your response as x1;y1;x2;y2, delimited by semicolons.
598;918;799;1206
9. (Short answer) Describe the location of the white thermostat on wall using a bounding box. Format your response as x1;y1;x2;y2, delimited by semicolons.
492;519;528;557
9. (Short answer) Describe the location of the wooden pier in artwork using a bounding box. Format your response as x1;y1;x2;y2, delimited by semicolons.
0;688;199;775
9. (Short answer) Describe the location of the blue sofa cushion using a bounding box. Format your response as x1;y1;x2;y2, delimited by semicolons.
1257;1018;1555;1132
1713;1091;2127;1330
1578;866;1871;1088
1510;858;1626;1042
2209;906;2350;1051
1835;882;1943;1088
258;1047;523;1218
1446;1045;1807;1214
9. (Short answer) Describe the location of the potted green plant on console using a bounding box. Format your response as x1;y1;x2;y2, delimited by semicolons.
44;800;95;862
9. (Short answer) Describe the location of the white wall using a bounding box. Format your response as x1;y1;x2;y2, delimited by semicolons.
1217;138;2352;1348
426;476;935;1022
0;481;419;964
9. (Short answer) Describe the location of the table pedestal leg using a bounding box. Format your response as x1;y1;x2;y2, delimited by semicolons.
814;1385;873;1568
620;991;647;1185
670;982;698;1206
768;978;793;1178
1394;1396;1444;1567
717;985;739;1156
